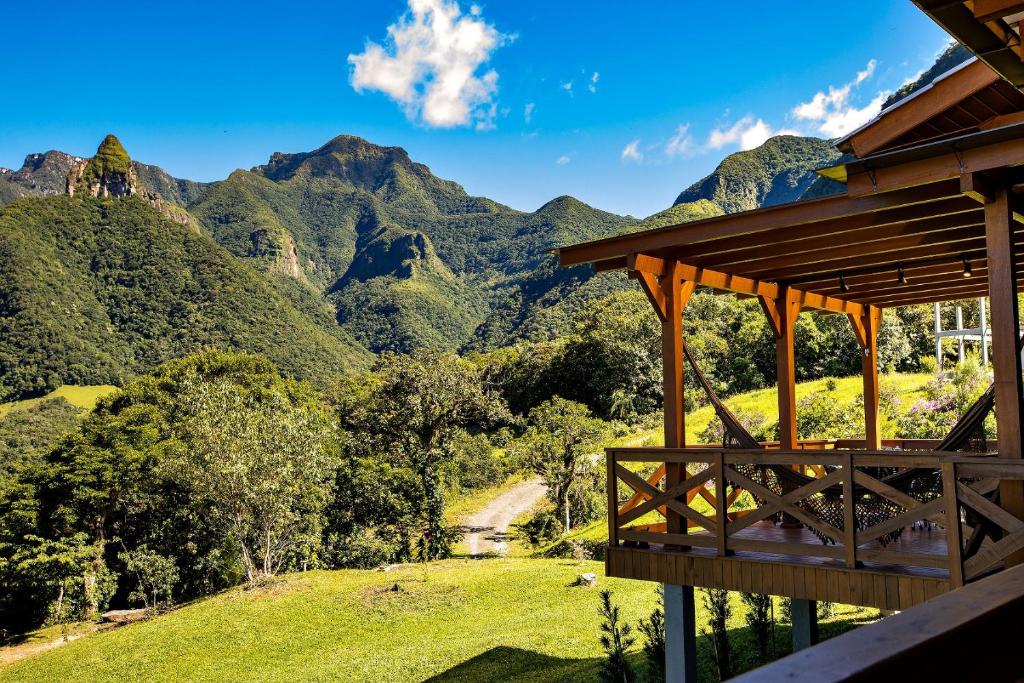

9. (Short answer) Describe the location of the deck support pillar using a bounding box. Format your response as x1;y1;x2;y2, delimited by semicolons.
659;262;698;682
664;583;698;682
766;288;801;450
985;180;1024;566
850;305;883;449
791;598;819;652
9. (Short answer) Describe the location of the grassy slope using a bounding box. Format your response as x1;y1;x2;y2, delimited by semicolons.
0;385;117;419
0;559;877;683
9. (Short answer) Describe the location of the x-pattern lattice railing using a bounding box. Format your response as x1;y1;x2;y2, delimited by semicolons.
607;448;1024;585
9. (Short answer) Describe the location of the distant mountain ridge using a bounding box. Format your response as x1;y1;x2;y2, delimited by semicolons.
673;135;843;213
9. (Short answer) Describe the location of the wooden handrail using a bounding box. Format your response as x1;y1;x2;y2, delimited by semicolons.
731;563;1024;682
608;447;1024;580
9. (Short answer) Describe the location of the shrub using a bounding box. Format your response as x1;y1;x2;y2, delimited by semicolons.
638;585;665;680
119;546;178;613
598;589;635;683
701;588;732;680
520;509;563;545
740;592;773;663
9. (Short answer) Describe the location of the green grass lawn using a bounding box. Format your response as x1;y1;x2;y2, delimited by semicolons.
0;558;878;683
618;372;934;447
0;385;118;418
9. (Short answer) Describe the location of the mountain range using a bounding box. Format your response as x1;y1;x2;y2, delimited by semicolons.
0;129;853;400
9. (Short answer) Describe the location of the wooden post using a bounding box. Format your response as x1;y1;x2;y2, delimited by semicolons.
850;305;883;449
942;462;964;588
984;181;1024;567
842;452;859;569
775;287;801;450
657;259;698;683
714;451;729;557
607;451;619;550
661;262;695;540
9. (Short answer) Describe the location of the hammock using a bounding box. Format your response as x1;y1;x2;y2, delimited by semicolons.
683;343;995;545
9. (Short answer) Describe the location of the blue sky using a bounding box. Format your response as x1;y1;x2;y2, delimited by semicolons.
1;1;951;217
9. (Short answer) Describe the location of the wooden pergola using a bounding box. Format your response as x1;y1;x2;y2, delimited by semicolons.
556;8;1024;679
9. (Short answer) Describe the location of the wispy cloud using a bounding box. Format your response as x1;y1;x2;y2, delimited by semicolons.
561;80;574;96
556;154;571;165
621;139;643;162
524;102;535;125
706;116;799;151
588;71;600;94
792;59;888;138
347;0;507;129
665;123;696;158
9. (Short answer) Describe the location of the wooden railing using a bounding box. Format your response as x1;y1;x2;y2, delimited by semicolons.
607;447;1024;585
731;563;1024;682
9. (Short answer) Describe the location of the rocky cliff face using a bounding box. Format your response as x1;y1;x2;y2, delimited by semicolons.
67;134;138;198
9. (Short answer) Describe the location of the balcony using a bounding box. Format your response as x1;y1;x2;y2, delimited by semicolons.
605;446;1024;611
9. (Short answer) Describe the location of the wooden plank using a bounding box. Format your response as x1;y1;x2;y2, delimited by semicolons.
853;469;947;523
726;467;846;534
726;538;845;560
777;287;801;449
631;269;666;321
607;452;619;548
964;526;1024;579
855;548;950;570
843;452;858;568
981;185;1024;568
557;180;962;267
617;529;717;548
616;466;716;526
725;468;845;543
840;59;1001;157
973;0;1024;23
714;452;728;556
855;498;947;545
846;137;1024;197
956;481;1024;532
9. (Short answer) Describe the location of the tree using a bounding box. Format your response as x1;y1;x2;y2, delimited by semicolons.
517;397;606;531
701;588;732;679
598;589;635;683
638;585;666;680
740;592;773;663
120;546;178;612
333;351;509;560
163;378;338;582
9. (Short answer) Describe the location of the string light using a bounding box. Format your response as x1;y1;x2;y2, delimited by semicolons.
897;263;908;285
962;258;973;278
839;273;849;293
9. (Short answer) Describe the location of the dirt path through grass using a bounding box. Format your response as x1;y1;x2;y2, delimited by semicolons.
462;477;546;556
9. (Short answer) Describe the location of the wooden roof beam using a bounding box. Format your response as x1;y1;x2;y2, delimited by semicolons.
667;197;979;263
557;180;963;267
846;135;1024;197
794;254;991;289
626;253;862;317
973;1;1024;24
694;212;983;270
746;228;996;281
838;58;1000;157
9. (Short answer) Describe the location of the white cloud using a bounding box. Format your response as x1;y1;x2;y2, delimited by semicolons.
706;116;797;151
792;59;889;138
556;154;570;165
347;0;507;129
561;80;574;95
524;102;535;125
621;139;643;162
588;71;599;93
665;123;696;158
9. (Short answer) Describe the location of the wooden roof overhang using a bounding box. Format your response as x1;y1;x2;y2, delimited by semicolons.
914;1;1024;88
557;122;1024;313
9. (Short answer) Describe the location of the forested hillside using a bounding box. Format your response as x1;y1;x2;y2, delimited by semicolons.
0;196;370;399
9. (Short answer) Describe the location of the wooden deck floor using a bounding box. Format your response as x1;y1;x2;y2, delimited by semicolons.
607;522;952;611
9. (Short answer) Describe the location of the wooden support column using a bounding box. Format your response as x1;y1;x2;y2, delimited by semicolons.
654;259;698;683
850;305;883;449
763;288;801;449
985;181;1024;566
